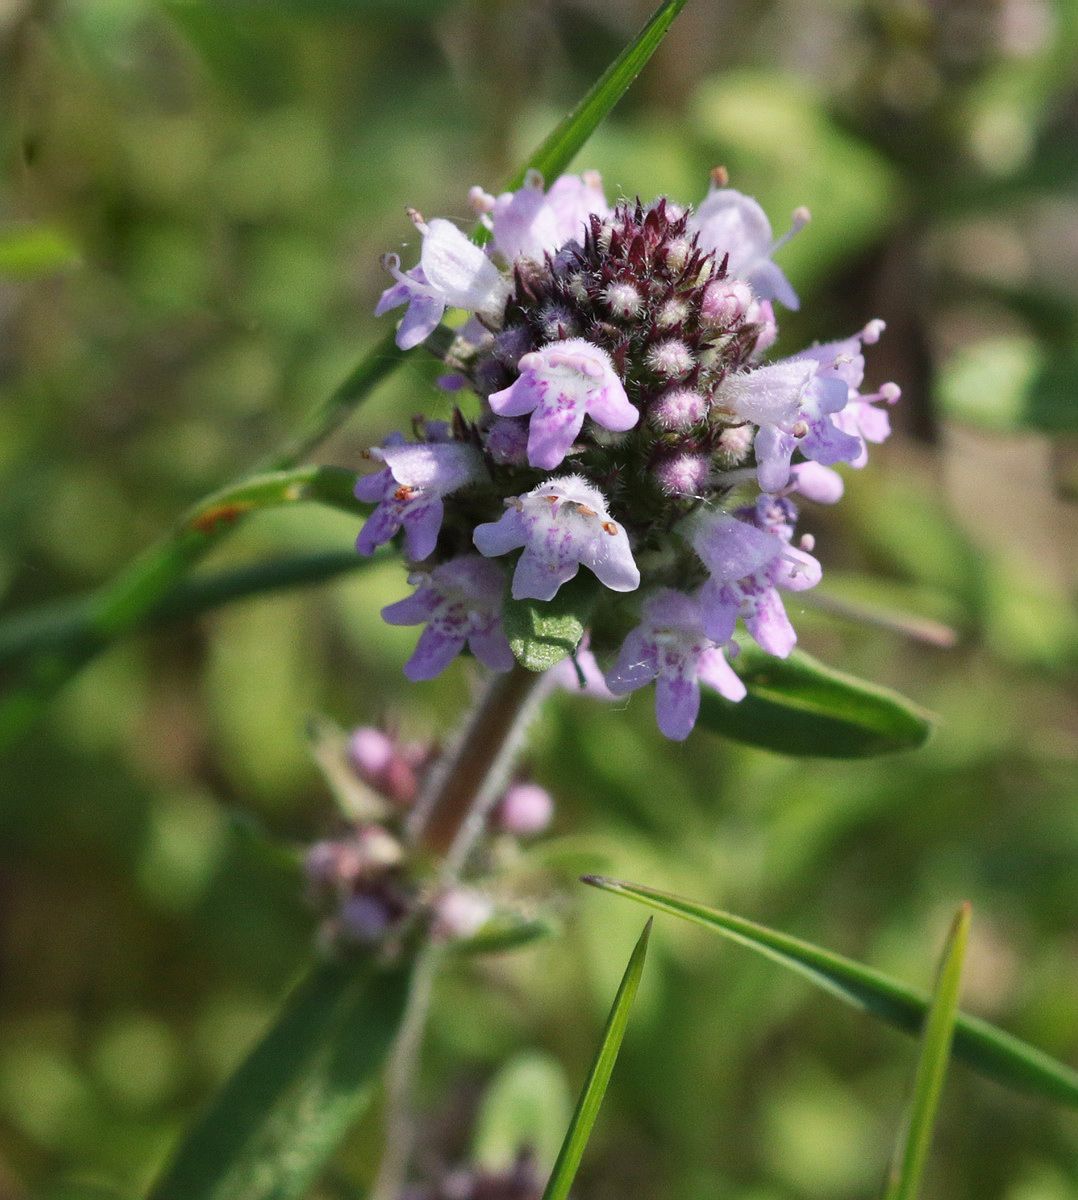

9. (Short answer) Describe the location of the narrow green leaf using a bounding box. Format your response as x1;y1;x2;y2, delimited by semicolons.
541;920;651;1200
0;468;365;751
503;574;600;672
510;0;692;188
582;878;1078;1107
149;958;411;1200
698;641;934;757
0;224;80;278
884;904;971;1200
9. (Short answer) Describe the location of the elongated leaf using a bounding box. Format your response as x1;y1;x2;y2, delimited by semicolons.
583;878;1078;1107
884;904;970;1200
0;224;81;278
542;920;651;1200
149;958;411;1200
698;642;934;757
511;0;691;188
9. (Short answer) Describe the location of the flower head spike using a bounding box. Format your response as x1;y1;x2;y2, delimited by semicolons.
689;186;808;310
693;507;821;658
356;437;486;561
382;556;514;681
473;475;639;601
488;338;638;470
605;589;746;741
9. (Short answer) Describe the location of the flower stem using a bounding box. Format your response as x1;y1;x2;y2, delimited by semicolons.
408;664;549;867
370;665;549;1199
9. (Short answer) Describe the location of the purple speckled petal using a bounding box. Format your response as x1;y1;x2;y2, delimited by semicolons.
801;418;862;467
696;647;747;702
586;380;639;432
745;588;796;657
401;497;444;561
510;547;579;601
604;629;658;695
381;589;436;626
354;468;390;503
473;508;528;558
654;672;701;741
697;578;739;644
404;625;466;681
488;375;543;418
526;389;588;469
356;505;401;556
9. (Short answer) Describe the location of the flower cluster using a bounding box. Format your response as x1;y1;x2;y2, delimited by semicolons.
305;725;554;949
361;169;899;740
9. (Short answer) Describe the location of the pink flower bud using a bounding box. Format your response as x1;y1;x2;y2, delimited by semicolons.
497;781;554;836
654;451;710;497
701;278;752;326
650;387;707;431
430;888;493;942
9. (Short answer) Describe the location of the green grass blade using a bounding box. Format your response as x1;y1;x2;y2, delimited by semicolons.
884;904;970;1200
509;0;692;188
541;920;652;1200
582;878;1078;1107
697;641;934;757
149;957;411;1200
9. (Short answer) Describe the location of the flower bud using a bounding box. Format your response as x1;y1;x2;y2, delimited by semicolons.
701;278;752;326
650;387;707;431
496;781;554;836
348;726;420;806
714;423;754;467
646;338;694;379
430;887;493;942
653;451;710;497
603;281;642;319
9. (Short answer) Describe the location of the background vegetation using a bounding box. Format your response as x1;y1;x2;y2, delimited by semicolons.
0;1;1075;1197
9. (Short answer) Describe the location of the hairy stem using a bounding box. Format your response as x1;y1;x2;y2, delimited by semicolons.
370;665;550;1198
408;664;550;865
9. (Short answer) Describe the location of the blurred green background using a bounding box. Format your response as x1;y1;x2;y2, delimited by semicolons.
1;0;1076;1197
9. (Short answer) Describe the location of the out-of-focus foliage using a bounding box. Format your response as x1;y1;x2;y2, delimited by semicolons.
0;2;1075;1199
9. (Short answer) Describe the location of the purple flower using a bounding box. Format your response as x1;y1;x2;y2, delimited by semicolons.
689;187;809;310
473;475;639;601
605;589;746;741
356;437;486;561
376;215;510;350
382;555;514;681
488;338;639;470
474;170;610;263
715;355;861;493
692;507;821;658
